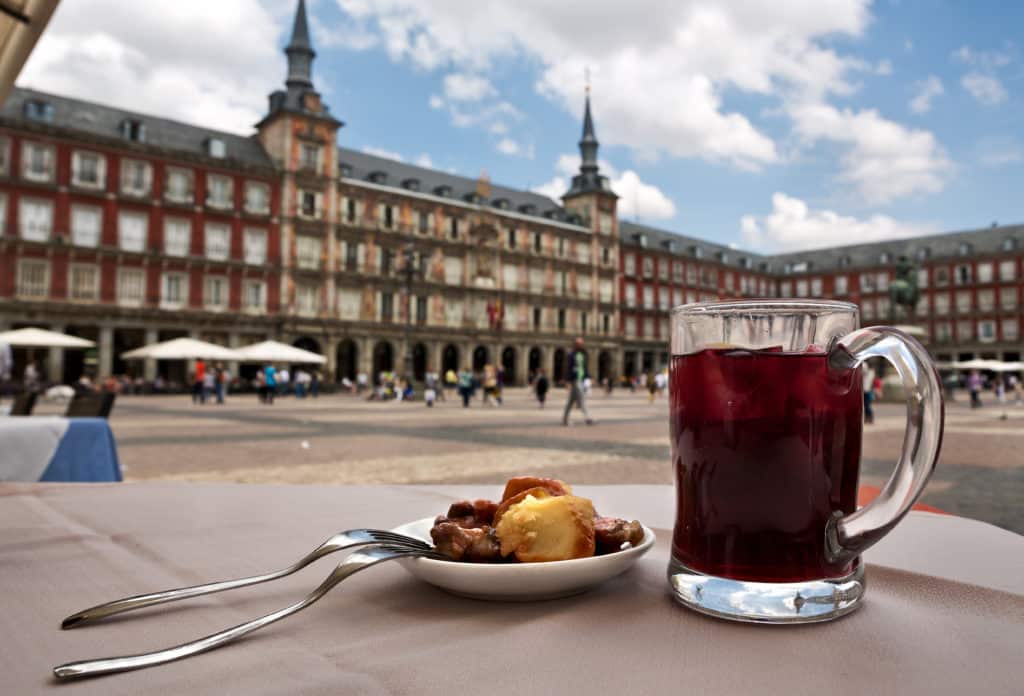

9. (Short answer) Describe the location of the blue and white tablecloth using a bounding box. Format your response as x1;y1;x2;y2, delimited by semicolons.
0;416;122;482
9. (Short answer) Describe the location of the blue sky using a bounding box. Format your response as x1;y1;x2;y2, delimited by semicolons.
19;0;1023;252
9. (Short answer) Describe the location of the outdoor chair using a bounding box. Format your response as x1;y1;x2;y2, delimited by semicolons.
9;391;37;416
64;392;116;419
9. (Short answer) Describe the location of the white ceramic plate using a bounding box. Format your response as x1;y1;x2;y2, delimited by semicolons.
392;517;655;601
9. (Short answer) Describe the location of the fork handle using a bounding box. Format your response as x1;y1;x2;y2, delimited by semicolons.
53;559;369;680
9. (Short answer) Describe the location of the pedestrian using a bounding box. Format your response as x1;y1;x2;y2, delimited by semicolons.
495;365;504;406
534;368;549;408
24;360;39;392
605;375;615;396
862;364;876;424
310;370;321;398
967;370;983;408
356;371;368;394
214;362;227;404
458;365;474;408
277;366;290;397
202;368;216;404
294;369;311;398
646;371;657;404
263;363;277;405
192;358;205;403
1011;374;1023;406
654;370;667;397
255;369;266;403
482;364;497;406
562;337;593;426
994;374;1006;405
424;373;438;407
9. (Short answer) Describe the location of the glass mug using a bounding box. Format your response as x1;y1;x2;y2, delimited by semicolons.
667;300;944;623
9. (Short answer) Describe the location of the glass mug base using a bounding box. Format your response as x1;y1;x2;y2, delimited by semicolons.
667;557;866;624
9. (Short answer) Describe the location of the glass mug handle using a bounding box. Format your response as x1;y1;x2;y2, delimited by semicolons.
825;326;945;565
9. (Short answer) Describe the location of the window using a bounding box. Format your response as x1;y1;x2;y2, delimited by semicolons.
299;190;320;218
23;99;53;122
160;272;187;309
602;314;610;334
0;136;9;175
417;210;431;234
120;119;146;142
916;269;929;289
978;320;996;344
977;262;993;284
300;143;319;171
69;205;101;247
599;278;613;303
117;268;145;307
21;142;54;182
861;300;874;320
860;273;875;292
378;203;395;230
164;218;191;257
1002;318;1019;341
345;197;358;223
796;280;808;298
533;307;542;330
244;182;270;214
120;159;152;196
934;293;950;315
344;241;360;270
642;257;654;278
165;168;194;203
672;261;683;282
296;284;319;316
624;253;636;276
533;232;542;253
71;150;105;188
978;289;994;312
506;227;517;249
1000;287;1017;311
445;256;463;285
958;242;971;256
644;317;655;338
448;217;460;240
557;308;566;331
643;285;654;309
933;322;952;343
999;260;1016;282
659;260;669;281
603;247;611;265
834;275;848;295
296;235;321;270
557;237;566;257
625;284;637;308
876;272;889;292
379;247;394;275
17;259;49;298
1002;238;1017;252
380;292;394;321
876;297;890;317
206;174;233;209
779;281;792;298
559;271;568;296
206;138;226;158
954;264;972;285
724;272;734;291
243;280;266;313
19;198;53;241
673;288;683;307
686;265;697;285
580;311;587;333
204;223;230;260
955;291;972;313
934;267;949;286
243;228;267;265
811;277;823;296
956;321;973;341
598;212;613;235
204;276;228;311
416;296;428;323
658;287;670;310
69;265;99;302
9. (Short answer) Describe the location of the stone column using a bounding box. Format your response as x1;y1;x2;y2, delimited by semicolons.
516;342;529;387
359;336;373;377
98;326;114;378
47;323;66;383
143;328;158;381
227;333;242;380
324;335;337;381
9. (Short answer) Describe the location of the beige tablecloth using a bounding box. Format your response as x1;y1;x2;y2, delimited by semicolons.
2;483;1021;695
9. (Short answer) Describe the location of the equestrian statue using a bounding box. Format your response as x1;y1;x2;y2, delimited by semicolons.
888;255;920;320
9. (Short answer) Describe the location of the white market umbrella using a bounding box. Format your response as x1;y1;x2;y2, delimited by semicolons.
122;337;240;361
0;327;95;348
953;358;1001;371
234;340;327;365
892;324;927;338
987;361;1024;373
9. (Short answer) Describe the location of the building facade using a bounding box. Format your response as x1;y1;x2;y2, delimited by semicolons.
0;0;1021;387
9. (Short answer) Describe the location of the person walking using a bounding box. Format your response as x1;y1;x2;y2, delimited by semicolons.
310;370;321;398
534;368;550;408
457;365;474;408
646;371;657;404
862;364;876;424
967;370;983;408
214;362;227;404
562;337;593;426
202;368;216;405
482;364;497;406
277;366;291;397
192;359;206;405
263;363;277;405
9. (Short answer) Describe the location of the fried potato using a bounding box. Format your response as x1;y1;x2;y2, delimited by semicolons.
500;476;572;502
492;487;552;526
494;494;596;562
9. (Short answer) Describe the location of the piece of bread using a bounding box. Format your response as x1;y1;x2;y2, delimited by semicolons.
494;494;596;562
500;476;572;501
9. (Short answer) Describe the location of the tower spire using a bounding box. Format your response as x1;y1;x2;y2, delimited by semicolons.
563;84;614;200
285;0;315;91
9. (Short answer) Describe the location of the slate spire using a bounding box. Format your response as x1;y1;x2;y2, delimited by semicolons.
285;0;315;91
563;86;614;199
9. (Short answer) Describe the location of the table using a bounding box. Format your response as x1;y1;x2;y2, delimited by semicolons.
0;416;121;482
1;483;1021;695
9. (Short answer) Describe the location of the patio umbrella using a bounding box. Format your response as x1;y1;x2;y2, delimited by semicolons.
953;358;1001;371
986;361;1024;372
233;340;327;365
121;338;239;361
0;327;95;349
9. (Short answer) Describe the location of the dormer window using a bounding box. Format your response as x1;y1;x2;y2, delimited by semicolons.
717;251;728;263
958;242;972;256
493;198;510;210
543;209;564;220
301;144;320;172
339;164;353;177
663;240;676;253
740;257;752;269
518;203;536;215
24;99;53;123
205;138;226;158
692;246;703;259
879;252;890;264
465;192;483;204
402;178;420;191
1002;238;1017;251
637;233;647;248
119;119;146;142
916;247;931;260
434;184;452;197
839;255;851;268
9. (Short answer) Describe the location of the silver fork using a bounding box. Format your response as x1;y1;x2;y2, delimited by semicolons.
54;545;448;680
61;529;430;629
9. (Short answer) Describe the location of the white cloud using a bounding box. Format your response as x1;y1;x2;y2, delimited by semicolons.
19;0;283;135
740;193;933;252
533;153;676;220
428;94;444;109
414;153;433;167
788;102;952;205
443;72;496;102
961;72;1007;106
875;59;893;76
361;146;404;161
496;138;521;156
952;44;1013;69
909;75;943;114
976;136;1023;167
333;0;877;171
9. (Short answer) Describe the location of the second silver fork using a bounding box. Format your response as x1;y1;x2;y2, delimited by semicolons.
61;528;430;629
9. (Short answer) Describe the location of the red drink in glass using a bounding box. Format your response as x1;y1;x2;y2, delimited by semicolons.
670;347;863;583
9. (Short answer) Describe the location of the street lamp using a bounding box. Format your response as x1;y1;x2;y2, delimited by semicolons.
401;241;417;382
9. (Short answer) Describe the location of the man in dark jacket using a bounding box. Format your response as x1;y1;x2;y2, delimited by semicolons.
562;337;593;426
